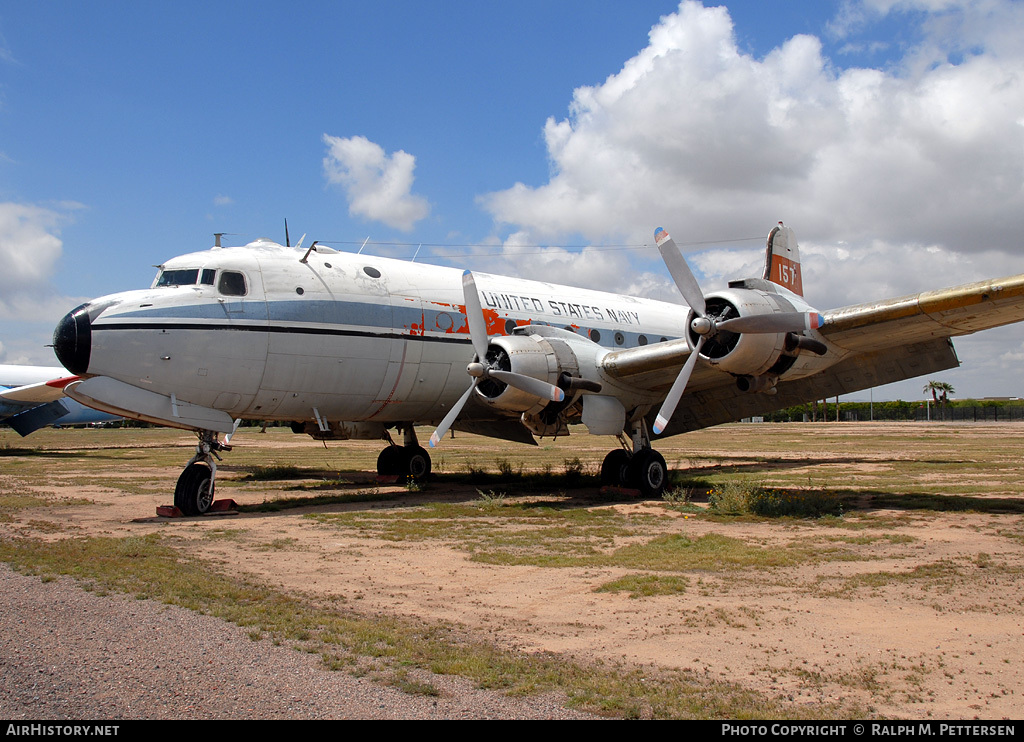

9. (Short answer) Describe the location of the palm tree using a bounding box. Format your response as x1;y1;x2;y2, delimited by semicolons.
923;380;955;419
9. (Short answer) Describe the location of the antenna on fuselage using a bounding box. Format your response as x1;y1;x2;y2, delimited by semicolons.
299;241;320;263
411;243;422;262
357;236;370;254
284;219;291;247
214;233;225;247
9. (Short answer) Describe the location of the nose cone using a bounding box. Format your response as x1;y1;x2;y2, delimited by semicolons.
53;303;92;375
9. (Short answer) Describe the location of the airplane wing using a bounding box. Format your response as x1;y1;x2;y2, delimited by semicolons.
819;273;1024;352
598;272;1024;437
0;375;78;404
1;372;122;436
0;375;81;436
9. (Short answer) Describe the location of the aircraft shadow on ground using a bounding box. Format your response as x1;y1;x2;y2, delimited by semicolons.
215;458;1023;518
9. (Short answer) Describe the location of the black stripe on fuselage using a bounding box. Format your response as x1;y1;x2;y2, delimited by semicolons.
92;321;475;344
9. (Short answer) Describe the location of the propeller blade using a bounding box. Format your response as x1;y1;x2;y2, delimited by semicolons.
462;271;490;360
488;370;565;402
429;383;477;448
655;227;706;317
717;312;824;334
652;335;706;436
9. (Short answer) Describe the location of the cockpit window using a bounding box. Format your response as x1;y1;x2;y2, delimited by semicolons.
156;269;199;287
218;271;247;296
201;269;216;285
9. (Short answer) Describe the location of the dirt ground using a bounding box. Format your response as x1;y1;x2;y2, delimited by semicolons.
4;422;1023;719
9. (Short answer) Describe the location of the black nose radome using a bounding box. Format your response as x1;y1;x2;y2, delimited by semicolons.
53;303;92;375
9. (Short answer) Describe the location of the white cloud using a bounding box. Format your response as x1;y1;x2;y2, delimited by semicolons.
0;202;94;365
213;194;234;206
479;0;1024;258
451;230;678;302
322;134;430;232
0;203;65;307
690;235;1020;310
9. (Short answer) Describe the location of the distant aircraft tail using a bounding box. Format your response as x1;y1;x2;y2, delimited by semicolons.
762;222;802;296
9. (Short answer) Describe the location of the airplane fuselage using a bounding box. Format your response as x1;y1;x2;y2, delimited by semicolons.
55;241;710;428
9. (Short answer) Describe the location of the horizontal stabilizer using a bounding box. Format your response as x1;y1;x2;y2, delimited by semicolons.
7;400;70;437
65;377;236;433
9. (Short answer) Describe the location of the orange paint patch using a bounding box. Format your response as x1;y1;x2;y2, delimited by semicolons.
770;254;802;296
482;308;506;335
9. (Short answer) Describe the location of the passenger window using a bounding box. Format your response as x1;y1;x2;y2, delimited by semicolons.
218;271;247;296
201;269;216;285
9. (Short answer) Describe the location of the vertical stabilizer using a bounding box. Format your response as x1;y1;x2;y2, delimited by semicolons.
762;222;802;296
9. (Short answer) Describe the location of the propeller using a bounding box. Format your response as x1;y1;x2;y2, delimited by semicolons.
650;227;823;435
429;271;565;447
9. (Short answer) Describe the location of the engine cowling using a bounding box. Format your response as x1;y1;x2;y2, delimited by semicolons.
474;334;568;414
689;287;802;379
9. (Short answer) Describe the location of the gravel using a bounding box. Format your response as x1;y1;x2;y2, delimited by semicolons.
0;564;598;720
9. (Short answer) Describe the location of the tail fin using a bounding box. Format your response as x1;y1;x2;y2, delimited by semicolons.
762;222;802;296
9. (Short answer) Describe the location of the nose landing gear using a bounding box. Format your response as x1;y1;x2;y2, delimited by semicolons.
173;430;232;516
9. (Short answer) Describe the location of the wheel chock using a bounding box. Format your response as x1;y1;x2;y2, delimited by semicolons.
156;498;239;518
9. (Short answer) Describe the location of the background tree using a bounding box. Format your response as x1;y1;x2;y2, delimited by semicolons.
923;380;955;419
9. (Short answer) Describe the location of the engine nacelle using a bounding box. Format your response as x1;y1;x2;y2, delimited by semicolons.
475;334;572;414
690;287;803;379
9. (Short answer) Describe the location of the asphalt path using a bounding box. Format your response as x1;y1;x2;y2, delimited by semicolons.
0;564;596;720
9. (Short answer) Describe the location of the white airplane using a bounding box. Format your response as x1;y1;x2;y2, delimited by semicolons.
0;364;119;435
51;223;1024;515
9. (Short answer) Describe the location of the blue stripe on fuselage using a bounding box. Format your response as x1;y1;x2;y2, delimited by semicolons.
106;299;674;349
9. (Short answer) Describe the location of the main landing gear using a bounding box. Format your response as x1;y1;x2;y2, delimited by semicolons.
174;430;231;516
599;422;668;498
376;425;431;480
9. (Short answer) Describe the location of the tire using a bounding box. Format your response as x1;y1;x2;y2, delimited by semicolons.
403;445;431;480
376;446;404;476
626;449;667;498
174;462;215;516
600;449;630;487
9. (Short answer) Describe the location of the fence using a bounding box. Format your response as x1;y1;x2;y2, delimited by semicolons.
766;403;1024;423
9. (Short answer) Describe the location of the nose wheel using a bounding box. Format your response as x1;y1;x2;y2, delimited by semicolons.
175;462;215;516
171;430;231;516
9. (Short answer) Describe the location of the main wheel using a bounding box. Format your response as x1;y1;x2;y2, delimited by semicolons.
402;445;431;480
377;446;404;476
600;449;630;487
174;462;215;516
626;449;667;498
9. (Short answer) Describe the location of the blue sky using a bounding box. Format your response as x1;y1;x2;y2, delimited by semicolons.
1;1;1023;401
